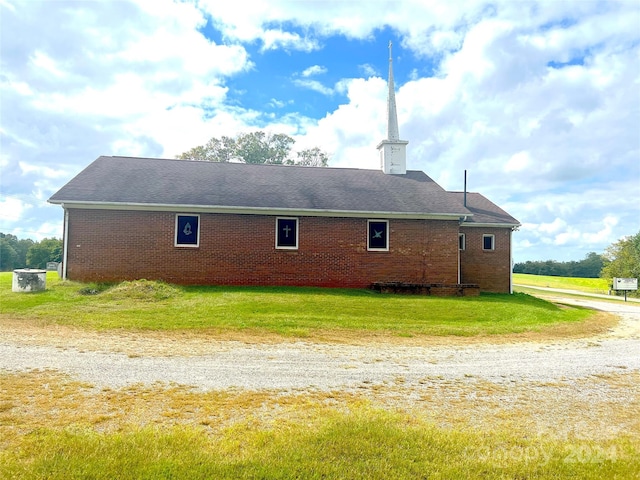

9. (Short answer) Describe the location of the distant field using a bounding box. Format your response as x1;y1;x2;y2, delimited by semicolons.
513;273;611;294
0;272;598;339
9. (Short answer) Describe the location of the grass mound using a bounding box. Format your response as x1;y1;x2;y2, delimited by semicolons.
77;283;113;296
100;280;181;301
0;272;604;337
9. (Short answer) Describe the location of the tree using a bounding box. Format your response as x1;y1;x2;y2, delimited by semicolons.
0;233;34;270
234;132;294;165
0;237;18;270
601;231;640;284
570;252;604;278
26;238;62;269
513;251;605;278
177;131;329;166
292;147;329;167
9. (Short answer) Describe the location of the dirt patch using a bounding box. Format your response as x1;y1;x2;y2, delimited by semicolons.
2;370;637;445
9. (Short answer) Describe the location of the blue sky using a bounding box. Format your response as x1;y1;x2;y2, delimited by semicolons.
1;0;639;263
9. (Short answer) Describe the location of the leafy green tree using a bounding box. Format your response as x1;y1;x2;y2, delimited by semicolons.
0;237;19;270
601;231;640;285
570;252;604;278
234;132;295;165
0;233;34;270
16;238;34;266
291;147;329;167
513;252;605;278
177;144;209;162
26;238;62;269
177;131;329;166
179;136;237;163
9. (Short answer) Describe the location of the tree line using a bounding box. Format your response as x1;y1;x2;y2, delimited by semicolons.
514;231;639;281
513;252;604;278
177;131;329;167
514;230;640;296
0;233;62;271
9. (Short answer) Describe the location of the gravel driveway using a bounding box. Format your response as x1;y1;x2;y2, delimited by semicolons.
2;297;639;393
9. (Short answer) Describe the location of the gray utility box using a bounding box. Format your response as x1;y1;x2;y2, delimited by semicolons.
12;269;47;293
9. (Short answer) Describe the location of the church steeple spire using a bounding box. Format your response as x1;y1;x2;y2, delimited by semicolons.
378;41;409;174
386;41;400;141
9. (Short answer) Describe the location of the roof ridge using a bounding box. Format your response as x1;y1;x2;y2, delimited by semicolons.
102;155;425;174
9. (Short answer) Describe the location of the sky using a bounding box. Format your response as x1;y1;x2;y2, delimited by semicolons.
1;0;639;263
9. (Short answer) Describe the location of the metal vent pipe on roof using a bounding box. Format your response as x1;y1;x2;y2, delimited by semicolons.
464;170;467;208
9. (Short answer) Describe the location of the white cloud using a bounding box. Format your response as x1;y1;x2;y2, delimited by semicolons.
358;63;378;77
268;98;290;109
293;65;331;95
262;30;319;52
301;65;327;77
18;162;69;179
29;51;67;78
292;79;334;96
32;221;64;240
1;0;638;265
0;196;29;222
504;151;532;173
539;218;567;235
197;0;492;50
301;77;387;169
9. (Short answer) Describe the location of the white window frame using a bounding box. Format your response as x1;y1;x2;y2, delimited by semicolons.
175;214;200;248
367;219;389;252
275;217;299;250
482;234;495;251
459;233;466;251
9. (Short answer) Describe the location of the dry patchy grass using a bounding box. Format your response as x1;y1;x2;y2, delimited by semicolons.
2;370;638;478
0;310;619;358
2;369;638;444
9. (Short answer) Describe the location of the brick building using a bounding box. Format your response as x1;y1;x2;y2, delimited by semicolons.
49;47;519;294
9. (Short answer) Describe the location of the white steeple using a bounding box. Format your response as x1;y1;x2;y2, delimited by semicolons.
377;41;408;175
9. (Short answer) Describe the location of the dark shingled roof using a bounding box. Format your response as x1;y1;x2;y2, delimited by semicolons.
449;192;520;226
49;156;518;225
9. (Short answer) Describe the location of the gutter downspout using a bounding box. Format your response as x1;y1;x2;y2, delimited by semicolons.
457;240;461;284
62;205;69;280
509;228;513;294
458;216;468;285
461;169;467;285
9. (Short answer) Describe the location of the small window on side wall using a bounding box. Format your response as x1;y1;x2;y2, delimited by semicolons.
482;234;495;251
368;220;389;251
276;217;298;249
175;214;200;247
459;233;466;251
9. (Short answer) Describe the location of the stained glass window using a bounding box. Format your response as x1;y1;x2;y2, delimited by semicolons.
368;220;388;251
276;217;298;249
175;214;200;247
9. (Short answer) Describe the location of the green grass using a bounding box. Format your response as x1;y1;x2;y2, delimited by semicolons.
0;273;595;337
2;407;637;479
1;274;635;478
513;273;611;294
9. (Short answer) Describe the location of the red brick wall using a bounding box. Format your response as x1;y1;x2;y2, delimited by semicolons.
459;227;512;293
65;209;462;288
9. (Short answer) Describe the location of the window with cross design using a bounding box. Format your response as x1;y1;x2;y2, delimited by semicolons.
276;217;298;249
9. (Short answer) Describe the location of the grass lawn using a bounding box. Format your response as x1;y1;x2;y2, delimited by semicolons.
513;273;611;294
1;273;636;478
0;272;601;338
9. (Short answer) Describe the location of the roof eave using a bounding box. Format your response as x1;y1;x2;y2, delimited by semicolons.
461;221;521;229
48;200;471;221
